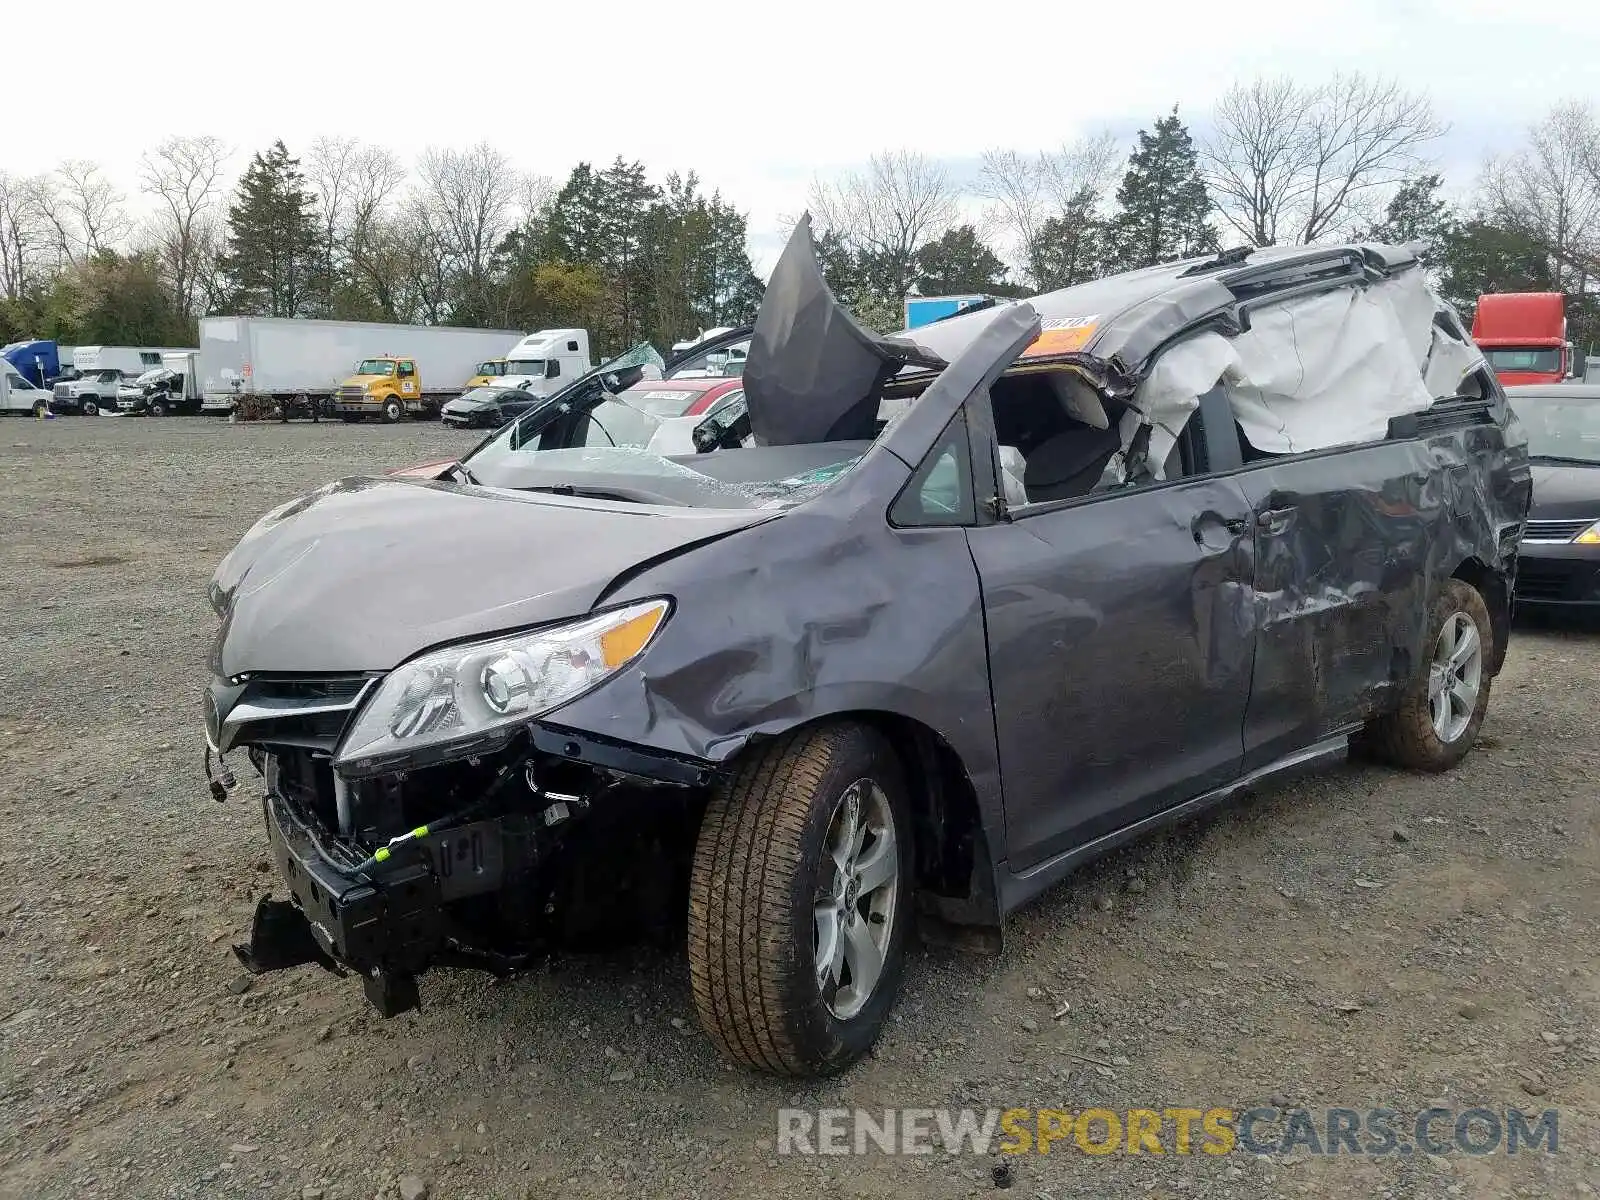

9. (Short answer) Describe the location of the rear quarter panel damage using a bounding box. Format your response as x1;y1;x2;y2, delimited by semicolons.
1242;417;1529;745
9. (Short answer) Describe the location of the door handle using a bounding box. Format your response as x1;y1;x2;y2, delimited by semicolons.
1256;505;1296;532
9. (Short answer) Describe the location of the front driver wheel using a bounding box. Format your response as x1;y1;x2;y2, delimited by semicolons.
382;397;403;423
81;400;99;417
1361;578;1493;772
688;723;911;1077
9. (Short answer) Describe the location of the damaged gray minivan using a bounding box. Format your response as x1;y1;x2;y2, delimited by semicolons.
205;218;1530;1077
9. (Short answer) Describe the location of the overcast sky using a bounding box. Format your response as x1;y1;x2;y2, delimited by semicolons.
11;0;1598;275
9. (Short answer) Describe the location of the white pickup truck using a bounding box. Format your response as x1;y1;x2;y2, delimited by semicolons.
52;368;135;416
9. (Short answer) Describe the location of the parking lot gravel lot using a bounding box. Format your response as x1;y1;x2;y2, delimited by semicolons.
2;415;1598;1200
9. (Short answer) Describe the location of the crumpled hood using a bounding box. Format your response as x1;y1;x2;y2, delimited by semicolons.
209;476;768;676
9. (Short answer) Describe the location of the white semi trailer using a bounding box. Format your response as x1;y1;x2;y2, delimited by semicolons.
198;317;525;419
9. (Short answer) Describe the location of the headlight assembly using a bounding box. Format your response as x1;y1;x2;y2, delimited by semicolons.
333;598;670;773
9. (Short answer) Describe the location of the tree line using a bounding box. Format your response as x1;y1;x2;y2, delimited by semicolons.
808;80;1600;350
0;139;765;358
1;73;1597;358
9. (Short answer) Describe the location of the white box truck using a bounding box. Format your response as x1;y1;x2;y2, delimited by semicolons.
199;317;527;421
0;360;55;416
53;345;199;415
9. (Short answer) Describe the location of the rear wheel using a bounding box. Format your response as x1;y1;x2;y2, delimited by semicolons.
687;723;912;1077
1361;578;1493;772
382;397;404;423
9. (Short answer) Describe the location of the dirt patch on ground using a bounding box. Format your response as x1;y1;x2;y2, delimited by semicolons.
1;416;1596;1199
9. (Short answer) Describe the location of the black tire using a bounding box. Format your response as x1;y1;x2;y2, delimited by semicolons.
382;397;404;423
688;722;912;1077
32;401;47;419
81;399;98;417
1361;578;1493;772
148;400;166;417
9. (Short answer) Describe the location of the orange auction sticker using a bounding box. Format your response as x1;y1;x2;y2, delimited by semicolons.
1023;315;1100;357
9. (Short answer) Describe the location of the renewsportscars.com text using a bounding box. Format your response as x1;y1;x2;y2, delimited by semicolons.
777;1106;1560;1157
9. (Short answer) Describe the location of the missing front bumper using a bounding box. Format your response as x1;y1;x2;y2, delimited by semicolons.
233;791;447;1016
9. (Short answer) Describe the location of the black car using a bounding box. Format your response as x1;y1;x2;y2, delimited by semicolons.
440;382;546;430
1507;384;1600;608
205;220;1529;1078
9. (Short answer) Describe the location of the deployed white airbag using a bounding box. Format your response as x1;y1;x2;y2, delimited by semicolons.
1120;268;1487;465
1130;331;1240;478
1224;282;1434;454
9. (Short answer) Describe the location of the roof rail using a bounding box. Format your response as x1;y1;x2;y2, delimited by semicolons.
1178;245;1255;278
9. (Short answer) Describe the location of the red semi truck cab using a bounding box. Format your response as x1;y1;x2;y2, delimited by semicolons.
1472;292;1575;385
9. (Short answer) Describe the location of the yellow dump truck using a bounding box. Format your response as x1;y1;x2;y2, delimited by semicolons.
335;356;428;423
465;357;511;389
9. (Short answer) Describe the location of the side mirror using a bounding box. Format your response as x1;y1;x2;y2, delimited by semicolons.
692;418;724;454
692;396;749;452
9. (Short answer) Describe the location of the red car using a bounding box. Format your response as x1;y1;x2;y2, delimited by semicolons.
387;365;749;479
613;376;745;419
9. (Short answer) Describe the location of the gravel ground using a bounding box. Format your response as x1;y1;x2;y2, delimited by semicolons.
2;415;1598;1200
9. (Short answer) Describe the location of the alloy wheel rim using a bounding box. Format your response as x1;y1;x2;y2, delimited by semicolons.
1428;611;1482;743
813;778;898;1020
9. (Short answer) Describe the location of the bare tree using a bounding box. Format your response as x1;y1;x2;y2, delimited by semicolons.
1204;73;1444;246
414;143;519;321
518;172;556;225
139;136;232;319
38;160;130;266
307;136;407;311
807;149;960;298
0;172;52;301
1481;101;1600;288
977;132;1120;287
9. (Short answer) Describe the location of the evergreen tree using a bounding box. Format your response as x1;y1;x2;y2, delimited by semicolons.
702;193;763;326
217;141;322;317
1434;220;1556;323
541;159;661;353
1365;173;1453;247
1029;203;1111;291
645;175;764;344
913;225;1012;296
1107;107;1218;271
542;163;608;269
